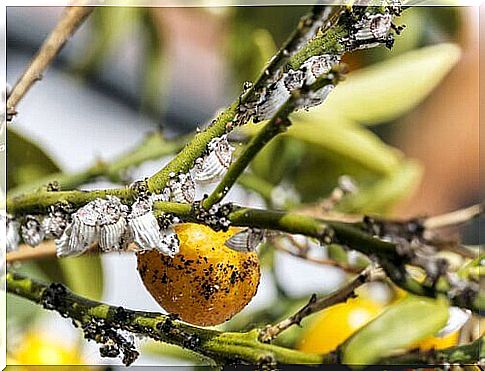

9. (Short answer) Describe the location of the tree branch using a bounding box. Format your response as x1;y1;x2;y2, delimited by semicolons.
7;6;94;120
259;265;382;343
6;271;325;366
423;203;483;230
9;131;189;196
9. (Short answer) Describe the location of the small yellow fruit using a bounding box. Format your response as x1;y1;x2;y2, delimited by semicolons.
9;333;85;370
137;223;260;326
298;297;383;354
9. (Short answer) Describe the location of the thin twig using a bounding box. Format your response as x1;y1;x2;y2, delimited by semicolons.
270;234;364;274
7;6;94;120
203;68;342;208
259;265;382;343
424;203;483;230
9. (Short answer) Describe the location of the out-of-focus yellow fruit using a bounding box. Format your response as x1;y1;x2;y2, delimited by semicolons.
298;297;383;354
415;331;459;351
137;223;260;326
8;333;85;370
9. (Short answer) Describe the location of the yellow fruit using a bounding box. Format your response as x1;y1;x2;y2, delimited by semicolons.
299;293;460;354
137;223;260;326
298;297;383;354
9;333;85;370
415;331;459;351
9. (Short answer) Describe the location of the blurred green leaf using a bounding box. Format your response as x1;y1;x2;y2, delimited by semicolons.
342;296;449;365
337;160;423;215
7;129;60;190
289;116;401;175
59;256;104;300
312;43;461;125
75;7;138;75
251;136;306;185
36;255;104;301
8;129;104;301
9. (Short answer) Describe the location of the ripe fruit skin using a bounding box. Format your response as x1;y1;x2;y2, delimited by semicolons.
298;294;459;354
137;223;260;326
298;297;383;354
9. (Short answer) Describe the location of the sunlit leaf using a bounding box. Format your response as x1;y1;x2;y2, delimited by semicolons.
342;296;449;365
309;43;461;125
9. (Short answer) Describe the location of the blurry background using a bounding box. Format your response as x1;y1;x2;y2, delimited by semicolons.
5;5;481;368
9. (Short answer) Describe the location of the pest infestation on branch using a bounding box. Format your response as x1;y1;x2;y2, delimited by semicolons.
5;1;484;368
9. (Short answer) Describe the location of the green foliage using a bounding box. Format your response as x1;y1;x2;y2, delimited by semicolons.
341;296;449;365
7;129;105;322
316;43;461;125
244;43;461;213
7;129;59;190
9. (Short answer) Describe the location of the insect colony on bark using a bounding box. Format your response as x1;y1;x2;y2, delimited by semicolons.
6;7;399;260
7;133;263;257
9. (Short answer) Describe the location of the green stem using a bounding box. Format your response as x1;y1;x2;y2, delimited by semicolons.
6;271;324;365
9;132;189;197
203;117;291;208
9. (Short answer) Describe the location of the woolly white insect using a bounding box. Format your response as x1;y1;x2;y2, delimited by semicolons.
193;135;234;184
353;12;392;49
127;198;179;257
42;211;68;239
165;172;196;203
98;196;130;252
56;200;100;257
437;307;471;338
6;218;20;253
299;84;335;111
224;228;265;253
253;54;338;122
21;215;45;247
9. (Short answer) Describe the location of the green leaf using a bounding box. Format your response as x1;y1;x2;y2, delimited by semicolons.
336;160;423;215
17;255;104;301
310;43;461;125
341;296;449;366
251;136;306;185
288;116;402;175
58;255;104;300
7;129;104;300
7;129;60;190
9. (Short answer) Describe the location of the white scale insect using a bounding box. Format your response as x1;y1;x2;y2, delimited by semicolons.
56;196;129;257
193;135;235;184
6;219;20;253
224;228;265;253
127;198;179;257
254;54;339;122
165;172;196;203
21;216;45;247
353;12;392;49
42;211;68;239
